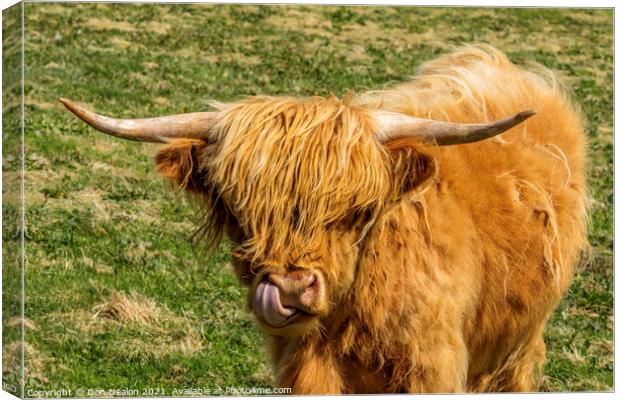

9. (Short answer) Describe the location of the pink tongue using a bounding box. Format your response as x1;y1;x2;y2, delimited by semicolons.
253;281;296;327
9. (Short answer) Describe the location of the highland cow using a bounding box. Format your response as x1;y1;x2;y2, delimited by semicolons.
61;46;588;393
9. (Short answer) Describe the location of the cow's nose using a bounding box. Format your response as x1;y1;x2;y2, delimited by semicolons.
267;270;318;310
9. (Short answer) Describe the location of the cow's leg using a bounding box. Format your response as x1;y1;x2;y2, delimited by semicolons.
276;341;343;394
402;330;469;393
498;336;547;392
473;335;547;392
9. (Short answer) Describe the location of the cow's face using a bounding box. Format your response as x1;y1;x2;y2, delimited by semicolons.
61;95;527;336
155;97;437;336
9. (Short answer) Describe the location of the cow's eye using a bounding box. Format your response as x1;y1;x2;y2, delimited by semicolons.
338;209;372;229
341;212;358;227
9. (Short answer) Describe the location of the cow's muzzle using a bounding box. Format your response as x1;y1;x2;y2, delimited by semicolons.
252;270;322;328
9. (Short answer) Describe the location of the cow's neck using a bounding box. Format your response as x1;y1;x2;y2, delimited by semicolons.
322;201;433;361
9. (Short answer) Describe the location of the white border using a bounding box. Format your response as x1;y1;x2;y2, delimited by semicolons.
0;1;615;400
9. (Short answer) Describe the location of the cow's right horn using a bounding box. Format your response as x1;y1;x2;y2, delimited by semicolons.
59;98;216;143
373;110;536;146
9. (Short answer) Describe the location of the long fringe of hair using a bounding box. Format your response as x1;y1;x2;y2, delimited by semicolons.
200;96;394;262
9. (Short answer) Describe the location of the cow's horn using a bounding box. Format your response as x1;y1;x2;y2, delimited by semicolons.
59;98;216;143
373;110;536;146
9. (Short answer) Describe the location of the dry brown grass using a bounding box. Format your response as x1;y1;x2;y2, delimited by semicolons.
108;36;135;50
88;291;205;361
93;291;161;324
264;10;333;37
3;341;48;384
144;21;171;35
7;317;38;331
83;17;137;33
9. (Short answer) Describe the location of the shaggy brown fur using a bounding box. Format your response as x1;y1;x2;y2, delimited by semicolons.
154;46;587;393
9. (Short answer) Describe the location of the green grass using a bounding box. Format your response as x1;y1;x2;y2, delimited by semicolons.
2;3;612;395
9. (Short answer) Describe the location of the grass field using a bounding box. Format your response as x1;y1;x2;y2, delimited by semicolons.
2;4;613;395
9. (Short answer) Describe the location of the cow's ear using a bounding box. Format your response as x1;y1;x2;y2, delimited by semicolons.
155;139;208;192
387;143;437;202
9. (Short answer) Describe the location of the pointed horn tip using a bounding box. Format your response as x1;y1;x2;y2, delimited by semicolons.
58;97;78;111
58;98;92;120
517;110;536;120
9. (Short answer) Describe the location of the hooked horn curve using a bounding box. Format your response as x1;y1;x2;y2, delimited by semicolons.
373;110;536;146
58;98;216;143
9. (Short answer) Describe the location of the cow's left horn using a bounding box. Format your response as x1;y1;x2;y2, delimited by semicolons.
373;110;536;146
59;98;216;143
